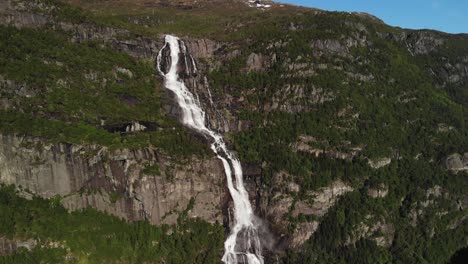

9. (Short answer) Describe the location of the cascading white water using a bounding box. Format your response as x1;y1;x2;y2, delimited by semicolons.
157;35;263;264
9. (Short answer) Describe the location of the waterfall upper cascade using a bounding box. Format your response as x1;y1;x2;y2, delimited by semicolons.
157;35;264;264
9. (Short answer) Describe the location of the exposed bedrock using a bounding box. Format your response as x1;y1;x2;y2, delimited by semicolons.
0;134;225;225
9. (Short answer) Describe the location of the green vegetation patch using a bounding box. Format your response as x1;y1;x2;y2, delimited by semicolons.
0;184;224;263
0;25;211;157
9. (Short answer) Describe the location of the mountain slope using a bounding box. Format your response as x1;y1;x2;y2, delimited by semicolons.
0;0;467;263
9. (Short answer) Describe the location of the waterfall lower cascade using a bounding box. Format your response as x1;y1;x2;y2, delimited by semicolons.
157;35;264;264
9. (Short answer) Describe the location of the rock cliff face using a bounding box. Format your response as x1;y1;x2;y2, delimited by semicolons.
0;134;225;225
347;219;395;248
445;153;468;173
0;237;36;256
0;0;160;60
387;29;468;95
260;171;354;248
185;38;220;60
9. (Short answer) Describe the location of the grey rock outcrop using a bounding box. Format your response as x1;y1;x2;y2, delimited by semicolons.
185;38;220;59
291;135;362;161
311;36;367;58
367;184;389;198
262;173;353;247
0;134;225;225
303;180;354;217
125;122;147;133
384;30;444;55
0;11;47;28
266;175;353;221
383;30;468;91
246;53;268;72
0;237;37;256
405;31;445;55
61;23;160;59
290;222;319;248
0;0;160;60
408;185;450;226
347;219;395;248
0;76;35;111
263;84;335;113
368;157;392;169
0;0;48;28
312;39;351;56
445;153;468;173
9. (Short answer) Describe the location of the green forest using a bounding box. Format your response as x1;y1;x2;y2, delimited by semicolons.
0;185;224;263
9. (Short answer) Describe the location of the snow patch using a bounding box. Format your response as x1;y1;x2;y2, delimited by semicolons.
247;0;271;9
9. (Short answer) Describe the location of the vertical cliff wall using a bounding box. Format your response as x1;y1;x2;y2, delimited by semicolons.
0;134;225;225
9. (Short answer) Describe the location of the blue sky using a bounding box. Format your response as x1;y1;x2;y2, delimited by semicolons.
277;0;468;34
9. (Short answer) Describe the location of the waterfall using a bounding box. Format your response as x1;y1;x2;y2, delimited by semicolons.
157;35;264;264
